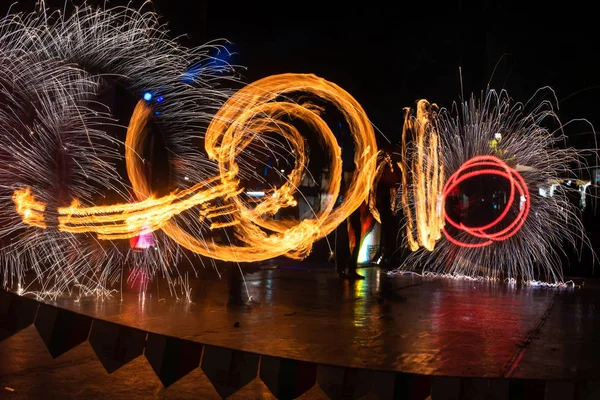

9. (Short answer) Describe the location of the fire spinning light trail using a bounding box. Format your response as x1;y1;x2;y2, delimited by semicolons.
442;155;530;248
395;90;588;285
15;74;378;263
0;3;378;298
0;3;247;297
399;100;445;252
0;3;590;297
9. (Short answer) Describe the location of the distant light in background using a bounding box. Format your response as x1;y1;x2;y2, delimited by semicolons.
156;96;164;103
181;64;201;84
130;224;155;251
181;42;236;83
143;92;152;101
358;224;380;264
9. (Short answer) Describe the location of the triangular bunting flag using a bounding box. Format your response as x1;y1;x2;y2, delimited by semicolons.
88;318;147;374
545;381;574;400
394;373;432;400
34;303;92;358
431;376;460;400
0;290;39;341
508;379;546;400
5;292;591;400
227;377;277;399
144;333;202;387
201;345;260;398
316;364;374;399
371;370;396;400
487;379;509;400
459;377;491;400
259;355;317;399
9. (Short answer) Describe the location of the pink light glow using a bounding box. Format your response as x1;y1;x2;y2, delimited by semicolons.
130;224;155;249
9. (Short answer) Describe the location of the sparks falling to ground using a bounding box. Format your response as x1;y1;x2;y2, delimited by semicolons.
0;3;593;298
0;3;238;298
1;4;378;298
395;89;591;285
14;74;379;263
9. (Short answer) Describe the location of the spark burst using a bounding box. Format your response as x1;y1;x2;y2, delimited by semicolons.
395;89;590;285
15;76;378;263
0;3;238;298
1;3;378;298
1;3;588;298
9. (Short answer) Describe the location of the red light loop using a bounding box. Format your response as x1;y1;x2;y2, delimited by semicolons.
442;155;530;248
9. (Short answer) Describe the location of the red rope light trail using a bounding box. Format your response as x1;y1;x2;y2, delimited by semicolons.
442;155;530;248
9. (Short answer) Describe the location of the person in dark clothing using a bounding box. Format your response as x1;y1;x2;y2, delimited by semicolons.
375;153;401;267
377;191;395;256
335;168;365;279
333;124;366;279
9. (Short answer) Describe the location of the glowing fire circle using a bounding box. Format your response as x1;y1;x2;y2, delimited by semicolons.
441;155;530;248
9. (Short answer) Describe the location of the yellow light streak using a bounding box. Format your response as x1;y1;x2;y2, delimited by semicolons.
400;100;445;251
13;73;379;263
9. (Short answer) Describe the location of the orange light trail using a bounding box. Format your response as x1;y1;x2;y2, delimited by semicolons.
13;187;46;229
368;152;393;225
399;100;445;251
13;73;379;263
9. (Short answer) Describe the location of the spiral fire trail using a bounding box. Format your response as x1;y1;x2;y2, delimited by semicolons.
1;3;591;296
1;2;377;299
14;73;379;263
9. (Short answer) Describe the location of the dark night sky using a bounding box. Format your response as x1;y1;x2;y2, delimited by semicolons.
6;0;600;147
155;0;600;147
